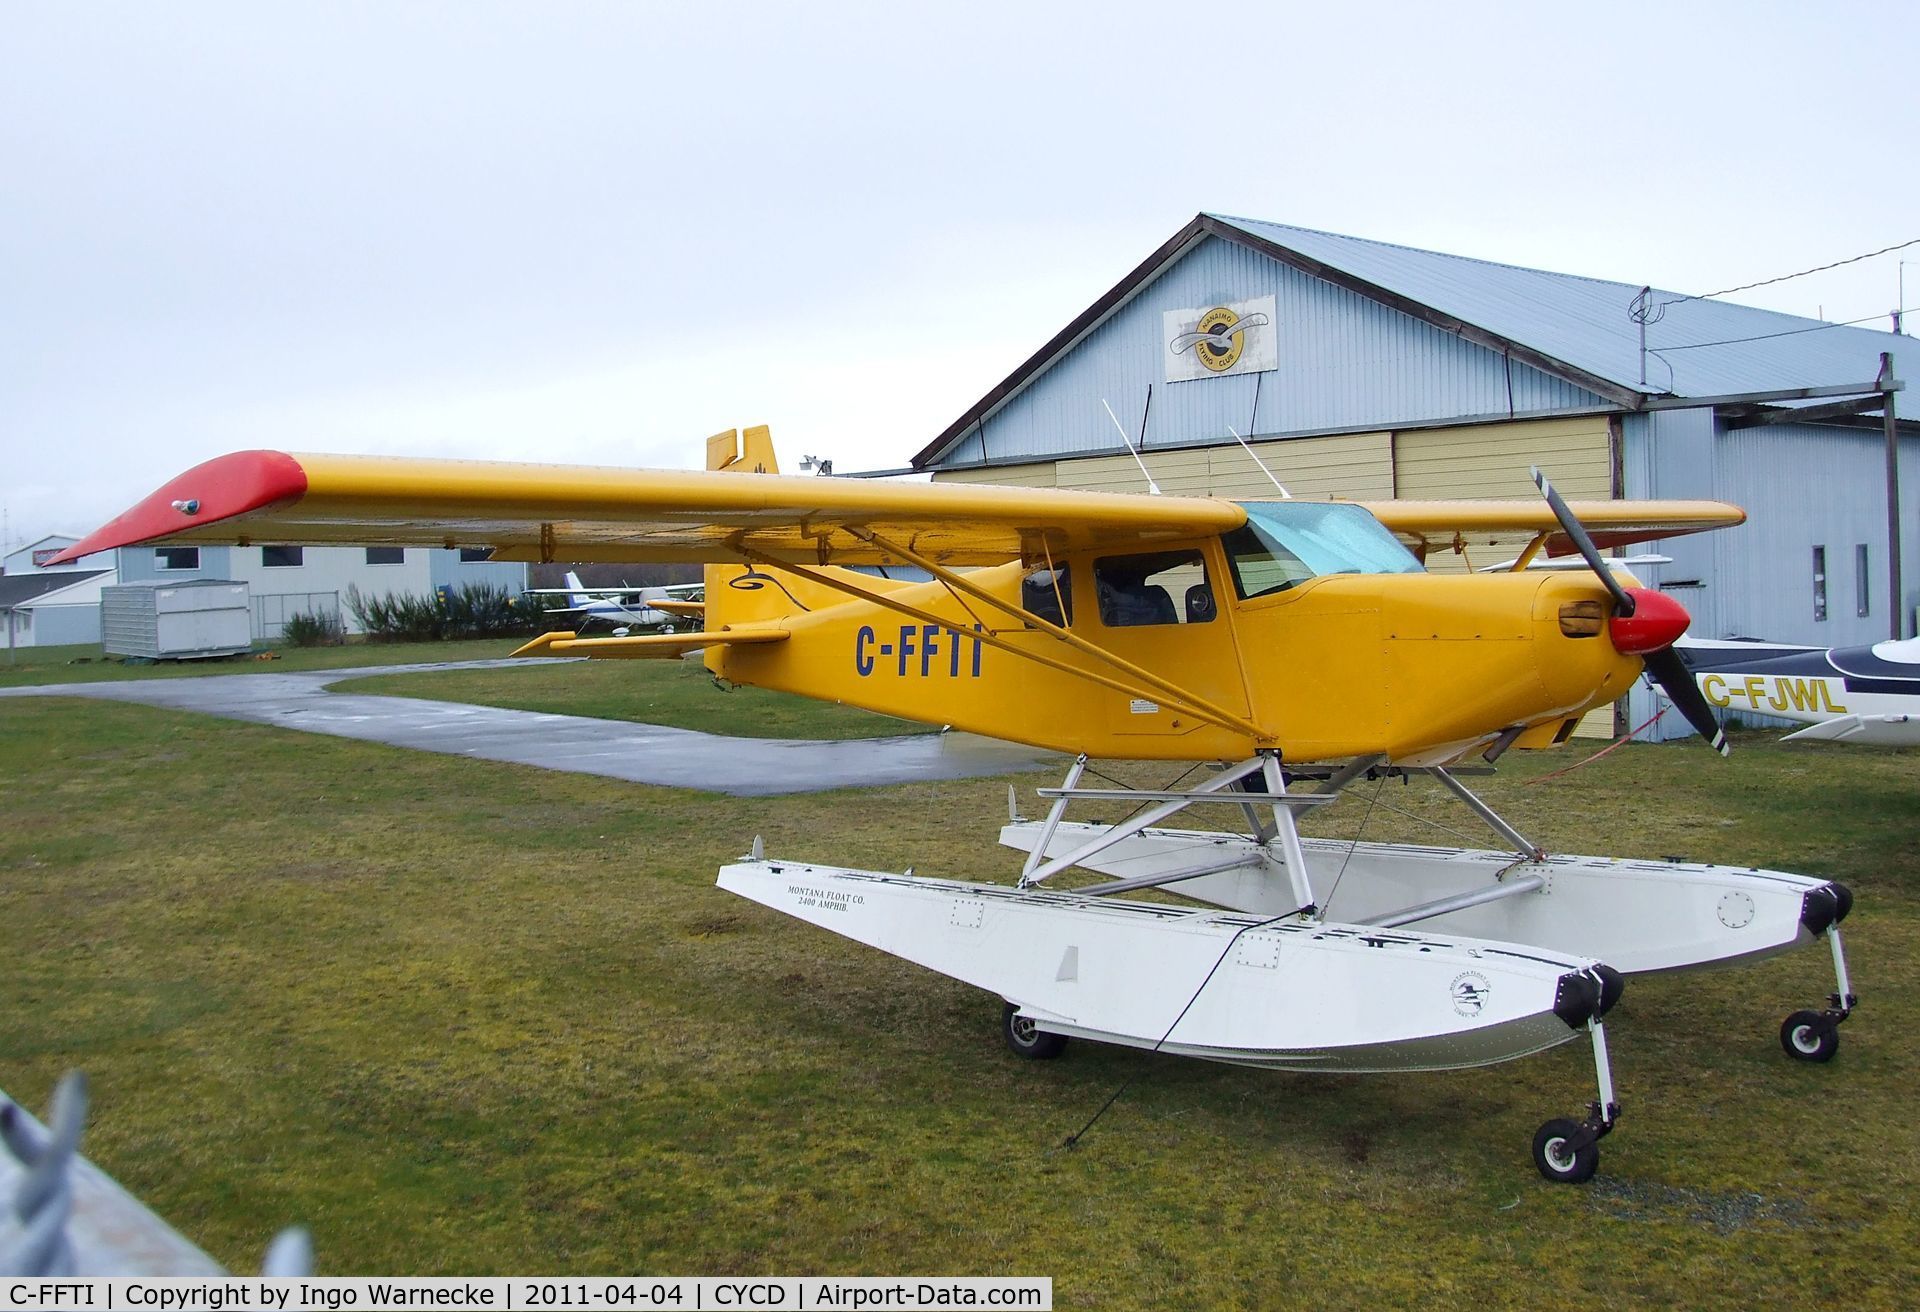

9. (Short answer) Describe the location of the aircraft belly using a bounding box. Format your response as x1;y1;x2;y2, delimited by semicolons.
717;859;1597;1073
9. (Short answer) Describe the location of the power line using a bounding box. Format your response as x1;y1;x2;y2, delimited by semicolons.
1631;237;1920;325
1655;305;1919;352
1666;237;1920;307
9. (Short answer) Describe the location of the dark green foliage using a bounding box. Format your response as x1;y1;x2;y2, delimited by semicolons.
345;583;554;642
279;611;346;647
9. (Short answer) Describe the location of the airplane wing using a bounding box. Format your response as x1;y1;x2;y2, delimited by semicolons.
49;450;1246;568
1362;499;1745;559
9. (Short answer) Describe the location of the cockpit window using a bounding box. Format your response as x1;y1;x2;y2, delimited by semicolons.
1094;551;1215;627
1224;502;1423;600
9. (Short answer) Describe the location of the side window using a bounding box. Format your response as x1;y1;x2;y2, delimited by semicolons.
1021;568;1073;627
1094;551;1214;627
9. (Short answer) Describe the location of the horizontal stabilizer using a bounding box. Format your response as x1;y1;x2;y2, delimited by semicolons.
511;627;787;660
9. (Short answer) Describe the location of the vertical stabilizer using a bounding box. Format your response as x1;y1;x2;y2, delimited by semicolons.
706;426;779;475
705;426;782;674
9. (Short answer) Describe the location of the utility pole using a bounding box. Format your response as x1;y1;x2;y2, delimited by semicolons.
1880;352;1905;639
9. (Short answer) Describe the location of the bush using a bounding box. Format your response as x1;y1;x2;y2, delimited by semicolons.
280;611;346;647
345;583;557;642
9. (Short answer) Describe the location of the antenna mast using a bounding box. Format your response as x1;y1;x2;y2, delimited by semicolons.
1100;398;1161;495
1226;425;1289;497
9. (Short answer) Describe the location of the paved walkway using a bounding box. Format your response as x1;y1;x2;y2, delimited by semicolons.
0;660;1054;796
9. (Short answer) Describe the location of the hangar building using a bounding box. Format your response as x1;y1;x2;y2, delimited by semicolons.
911;214;1920;737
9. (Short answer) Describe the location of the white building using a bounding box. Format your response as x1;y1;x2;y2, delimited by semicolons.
1;531;529;647
1;535;118;648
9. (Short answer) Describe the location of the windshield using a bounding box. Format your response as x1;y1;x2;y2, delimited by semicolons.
1223;502;1424;599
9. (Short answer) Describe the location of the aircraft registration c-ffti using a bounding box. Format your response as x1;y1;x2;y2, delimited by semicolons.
56;425;1861;1184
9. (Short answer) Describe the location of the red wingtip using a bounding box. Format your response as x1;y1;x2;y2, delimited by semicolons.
46;451;309;564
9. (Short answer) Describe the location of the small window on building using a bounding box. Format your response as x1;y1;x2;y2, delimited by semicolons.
1812;546;1828;622
458;548;492;563
365;547;405;566
261;545;304;568
1094;551;1214;627
155;547;199;571
1856;544;1871;618
1021;568;1073;627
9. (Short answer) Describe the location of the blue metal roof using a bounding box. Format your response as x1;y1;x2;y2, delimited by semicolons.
914;214;1916;467
1210;214;1916;415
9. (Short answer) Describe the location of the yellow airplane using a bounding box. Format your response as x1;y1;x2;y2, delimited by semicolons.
56;426;1857;1184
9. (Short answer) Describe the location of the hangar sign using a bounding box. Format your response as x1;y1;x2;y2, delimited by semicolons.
1163;294;1277;382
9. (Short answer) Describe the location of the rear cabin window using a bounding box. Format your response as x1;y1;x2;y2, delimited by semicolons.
1223;502;1422;600
1093;551;1215;627
1021;568;1073;627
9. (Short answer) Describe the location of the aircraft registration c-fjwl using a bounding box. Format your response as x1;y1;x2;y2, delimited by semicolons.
1676;637;1920;747
54;426;1862;1184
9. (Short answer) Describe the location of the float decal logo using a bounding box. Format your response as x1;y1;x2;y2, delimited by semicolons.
1163;294;1278;382
1450;971;1491;1018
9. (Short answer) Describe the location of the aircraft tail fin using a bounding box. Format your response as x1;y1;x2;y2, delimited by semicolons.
564;570;589;607
704;428;788;660
707;425;779;475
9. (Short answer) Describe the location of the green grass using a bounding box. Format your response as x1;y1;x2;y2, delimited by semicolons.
338;658;933;739
3;696;1918;1306
0;638;532;688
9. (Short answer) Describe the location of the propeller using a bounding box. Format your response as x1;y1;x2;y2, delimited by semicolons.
1530;467;1729;756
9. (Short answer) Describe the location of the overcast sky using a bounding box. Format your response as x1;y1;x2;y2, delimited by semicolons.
3;1;1916;551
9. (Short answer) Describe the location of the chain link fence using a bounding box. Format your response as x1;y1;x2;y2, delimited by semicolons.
1;1072;310;1277
252;591;343;642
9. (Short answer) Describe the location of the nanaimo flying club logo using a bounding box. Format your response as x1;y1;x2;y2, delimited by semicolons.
1163;294;1278;382
1169;305;1271;373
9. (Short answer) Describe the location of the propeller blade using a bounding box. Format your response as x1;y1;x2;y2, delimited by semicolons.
1643;646;1730;755
1530;466;1636;617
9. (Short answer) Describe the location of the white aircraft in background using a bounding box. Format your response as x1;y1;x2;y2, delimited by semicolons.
1673;636;1920;746
523;572;705;636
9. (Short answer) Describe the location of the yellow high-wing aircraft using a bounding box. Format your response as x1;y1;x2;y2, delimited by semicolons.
56;427;1857;1183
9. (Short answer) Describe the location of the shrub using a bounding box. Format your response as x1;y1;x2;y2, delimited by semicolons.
345;583;556;642
280;611;346;647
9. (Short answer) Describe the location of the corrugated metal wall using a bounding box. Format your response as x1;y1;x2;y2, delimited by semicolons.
1713;421;1920;647
944;235;1611;468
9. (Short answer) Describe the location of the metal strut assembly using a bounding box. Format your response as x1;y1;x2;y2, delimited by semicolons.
1015;753;1328;915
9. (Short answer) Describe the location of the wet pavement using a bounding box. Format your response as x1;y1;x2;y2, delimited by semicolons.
0;659;1056;796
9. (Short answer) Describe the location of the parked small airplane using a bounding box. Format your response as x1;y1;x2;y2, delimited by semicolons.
522;572;704;635
55;427;1858;1183
1674;636;1920;746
